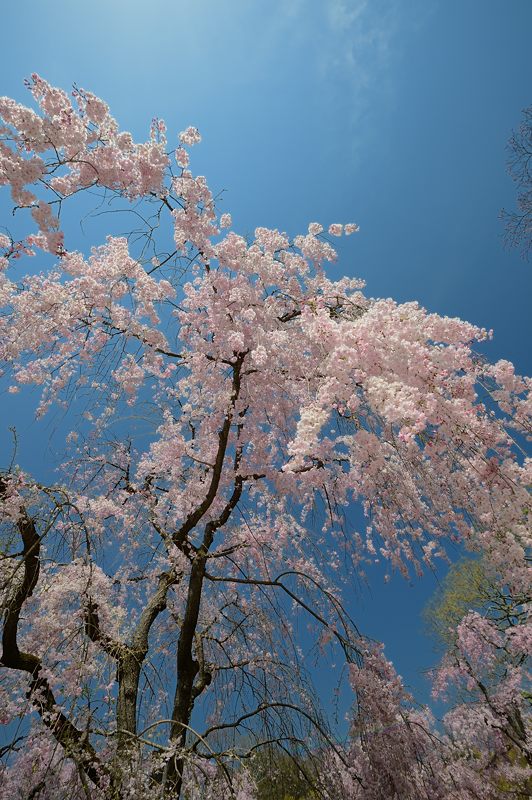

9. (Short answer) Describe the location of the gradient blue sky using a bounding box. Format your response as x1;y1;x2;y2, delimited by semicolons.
1;0;531;709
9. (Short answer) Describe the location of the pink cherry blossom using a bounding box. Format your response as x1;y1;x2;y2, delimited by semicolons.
344;223;360;234
179;125;201;145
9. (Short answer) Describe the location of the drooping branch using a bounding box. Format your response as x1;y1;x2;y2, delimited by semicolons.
205;569;362;664
0;477;106;789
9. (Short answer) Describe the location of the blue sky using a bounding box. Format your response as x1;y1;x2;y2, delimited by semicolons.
1;0;531;710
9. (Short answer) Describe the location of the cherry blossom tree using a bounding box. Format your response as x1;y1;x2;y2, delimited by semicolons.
0;76;530;799
321;628;530;800
327;543;531;800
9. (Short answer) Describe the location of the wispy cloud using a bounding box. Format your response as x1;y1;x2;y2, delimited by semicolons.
314;0;434;152
324;0;398;87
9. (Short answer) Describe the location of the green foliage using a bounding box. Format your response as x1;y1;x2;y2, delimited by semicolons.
251;748;319;800
423;557;494;648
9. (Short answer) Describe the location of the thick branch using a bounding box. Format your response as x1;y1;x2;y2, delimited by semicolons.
173;351;247;547
114;570;176;755
161;356;247;797
84;599;128;660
